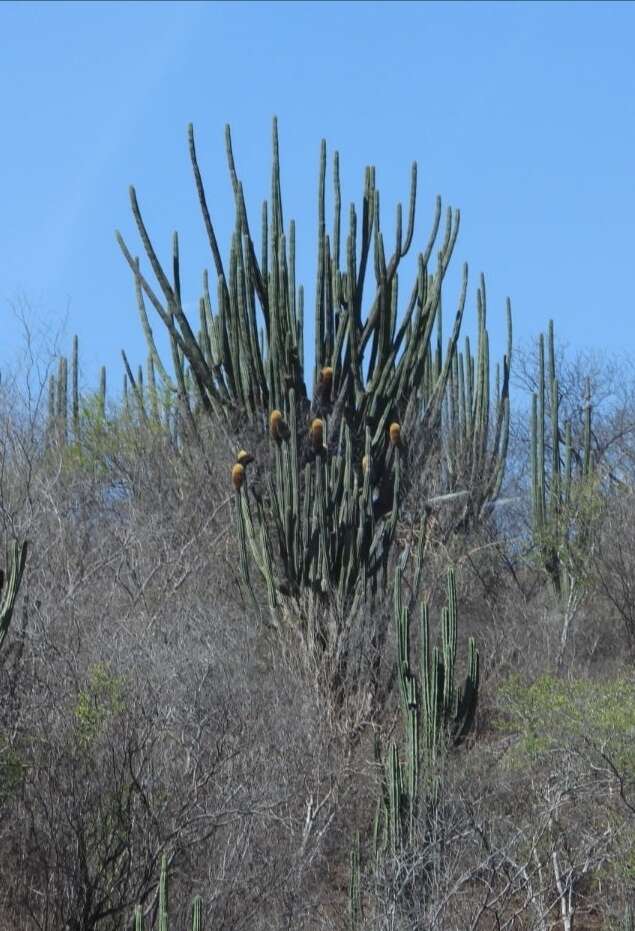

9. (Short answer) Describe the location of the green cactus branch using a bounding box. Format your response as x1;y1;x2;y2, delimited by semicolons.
0;540;28;654
530;320;596;600
130;856;203;931
378;562;479;853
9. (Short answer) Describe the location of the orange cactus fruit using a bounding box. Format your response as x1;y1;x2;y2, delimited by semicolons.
320;366;334;384
270;409;290;441
231;462;246;491
389;422;402;446
310;418;324;449
236;449;254;466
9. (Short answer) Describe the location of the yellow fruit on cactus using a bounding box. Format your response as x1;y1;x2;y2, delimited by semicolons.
389;422;402;446
310;418;324;449
270;409;290;441
231;462;246;490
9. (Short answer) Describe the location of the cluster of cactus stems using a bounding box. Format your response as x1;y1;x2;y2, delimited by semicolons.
0;540;28;654
374;563;479;855
132;856;202;930
115;119;512;635
531;320;594;600
47;336;103;443
443;277;512;528
46;335;188;448
235;394;404;656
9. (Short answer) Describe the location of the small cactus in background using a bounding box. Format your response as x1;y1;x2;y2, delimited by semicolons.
130;857;204;930
530;319;596;599
529;322;600;671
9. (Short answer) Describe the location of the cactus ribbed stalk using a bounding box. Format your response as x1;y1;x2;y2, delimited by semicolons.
158;854;168;931
129;858;203;931
0;541;28;653
531;320;595;599
99;365;107;419
72;334;80;440
349;832;361;931
531;321;597;670
443;277;512;529
376;563;479;854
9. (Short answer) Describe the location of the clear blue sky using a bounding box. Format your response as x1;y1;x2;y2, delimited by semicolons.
1;0;633;393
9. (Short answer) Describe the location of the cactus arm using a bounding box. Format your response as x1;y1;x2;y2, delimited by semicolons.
0;541;28;653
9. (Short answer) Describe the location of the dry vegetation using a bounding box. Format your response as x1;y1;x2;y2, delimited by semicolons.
0;335;632;931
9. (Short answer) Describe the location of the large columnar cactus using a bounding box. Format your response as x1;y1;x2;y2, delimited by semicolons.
375;563;479;853
117;121;512;641
0;540;28;654
443;276;512;529
531;320;595;598
531;321;597;669
235;391;404;658
117;119;510;488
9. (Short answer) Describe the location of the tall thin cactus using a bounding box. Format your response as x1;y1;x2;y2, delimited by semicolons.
531;320;595;597
349;832;362;931
129;858;204;931
72;334;80;440
0;541;28;654
530;321;598;669
376;563;479;854
158;854;168;931
443;277;512;529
